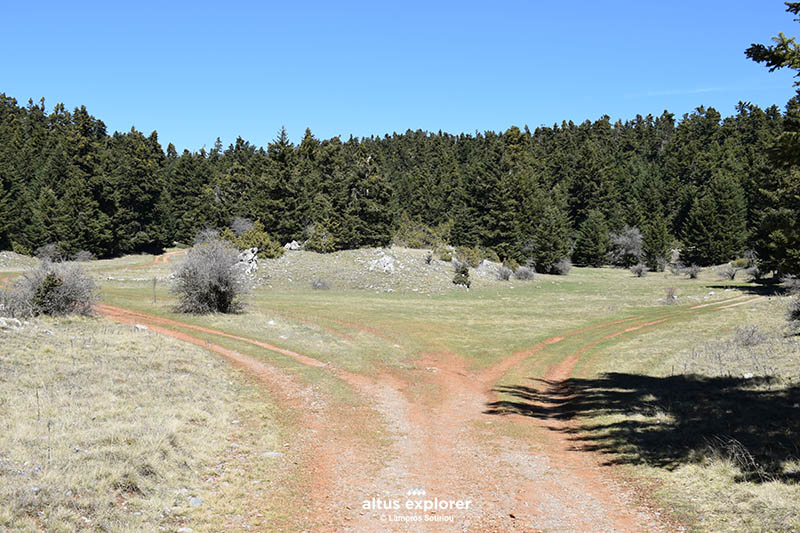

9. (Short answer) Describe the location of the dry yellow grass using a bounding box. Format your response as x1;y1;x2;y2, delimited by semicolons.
0;316;284;532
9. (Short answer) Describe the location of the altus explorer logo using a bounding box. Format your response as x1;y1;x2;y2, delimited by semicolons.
362;488;473;523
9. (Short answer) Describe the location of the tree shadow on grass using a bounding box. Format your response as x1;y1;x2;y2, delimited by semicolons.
706;282;784;297
486;373;800;483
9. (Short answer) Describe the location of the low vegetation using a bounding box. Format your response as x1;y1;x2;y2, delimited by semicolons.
0;318;279;532
171;240;249;314
2;261;96;317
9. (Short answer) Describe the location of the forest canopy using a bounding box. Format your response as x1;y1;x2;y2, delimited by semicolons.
0;93;798;275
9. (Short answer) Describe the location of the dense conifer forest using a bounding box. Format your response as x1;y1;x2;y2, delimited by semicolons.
1;93;798;275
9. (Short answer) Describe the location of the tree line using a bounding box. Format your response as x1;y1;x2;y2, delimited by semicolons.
0;93;798;275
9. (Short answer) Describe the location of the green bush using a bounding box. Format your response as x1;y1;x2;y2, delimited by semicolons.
236;221;284;259
455;246;482;268
11;241;31;256
452;262;471;288
436;248;452;262
393;213;451;248
304;222;337;253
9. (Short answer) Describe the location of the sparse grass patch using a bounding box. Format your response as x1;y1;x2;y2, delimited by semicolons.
0;318;282;532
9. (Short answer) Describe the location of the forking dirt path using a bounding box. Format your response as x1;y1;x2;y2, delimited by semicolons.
93;252;764;531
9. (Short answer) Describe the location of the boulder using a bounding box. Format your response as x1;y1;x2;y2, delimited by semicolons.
369;255;396;274
284;240;302;251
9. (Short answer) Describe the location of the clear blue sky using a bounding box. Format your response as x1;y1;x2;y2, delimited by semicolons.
2;1;798;151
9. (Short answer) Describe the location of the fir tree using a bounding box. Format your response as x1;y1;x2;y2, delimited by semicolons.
573;209;610;267
682;174;747;265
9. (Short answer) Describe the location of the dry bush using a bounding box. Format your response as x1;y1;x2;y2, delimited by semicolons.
686;264;702;279
782;275;800;295
497;265;512;281
311;278;331;290
193;227;220;245
549;257;572;276
71;250;94;262
171;240;249;314
34;243;63;262
734;325;767;347
717;264;739;280
668;261;684;276
230;216;254;237
514;266;535;280
663;287;678;305
630;263;648;277
655;256;668;272
3;261;97;317
609;226;643;267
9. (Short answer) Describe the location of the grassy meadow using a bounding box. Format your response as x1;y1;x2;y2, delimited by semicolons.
2;248;798;531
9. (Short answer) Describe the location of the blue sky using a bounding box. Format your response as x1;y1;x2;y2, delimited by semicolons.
2;1;798;151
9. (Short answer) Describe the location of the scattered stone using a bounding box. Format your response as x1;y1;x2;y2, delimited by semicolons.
261;451;285;458
134;324;148;331
237;247;259;275
368;254;396;273
189;496;203;507
0;317;23;330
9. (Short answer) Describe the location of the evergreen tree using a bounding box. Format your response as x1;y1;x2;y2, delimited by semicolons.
681;174;747;265
524;189;572;272
573;209;610;267
642;212;671;270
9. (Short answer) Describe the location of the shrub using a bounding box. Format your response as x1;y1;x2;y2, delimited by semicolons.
311;278;330;290
452;262;470;288
514;266;535;280
71;250;94;262
663;287;678;305
781;275;800;295
304;222;337;253
743;266;761;282
610;226;643;267
11;241;31;256
3;261;97;317
34;243;63;262
497;266;512;281
236;220;284;259
630;263;648;277
392;213;450;249
219;226;237;244
668;262;684;276
734;325;766;347
455;246;482;268
731;257;750;269
424;252;433;265
685;264;702;279
655;256;668;273
230;217;254;237
193;228;219;245
716;264;739;280
549;257;572;276
483;248;501;264
436;248;452;262
171;240;249;314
